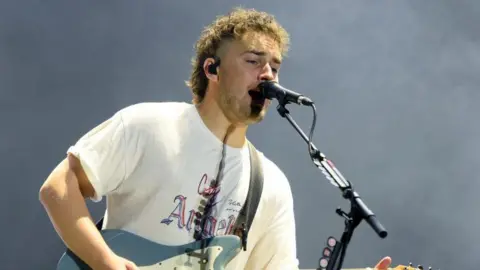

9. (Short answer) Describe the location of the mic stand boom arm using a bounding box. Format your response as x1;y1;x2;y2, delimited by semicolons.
274;102;387;270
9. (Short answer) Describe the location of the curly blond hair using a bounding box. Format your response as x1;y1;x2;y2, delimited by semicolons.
186;7;290;104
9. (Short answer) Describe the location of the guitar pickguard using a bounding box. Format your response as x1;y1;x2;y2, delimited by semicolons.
138;245;225;270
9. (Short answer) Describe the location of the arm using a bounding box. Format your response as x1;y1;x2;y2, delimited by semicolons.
39;110;138;269
39;154;117;269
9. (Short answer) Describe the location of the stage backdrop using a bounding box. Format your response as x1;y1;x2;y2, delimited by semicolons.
1;1;479;269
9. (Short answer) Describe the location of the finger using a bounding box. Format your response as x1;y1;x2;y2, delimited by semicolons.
125;260;139;270
374;256;392;270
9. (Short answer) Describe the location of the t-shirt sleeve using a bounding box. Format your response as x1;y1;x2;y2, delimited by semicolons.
67;110;133;202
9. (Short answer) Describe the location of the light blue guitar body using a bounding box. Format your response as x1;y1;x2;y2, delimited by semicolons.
56;229;242;270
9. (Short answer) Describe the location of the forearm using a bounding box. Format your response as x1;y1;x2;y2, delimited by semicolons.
39;162;114;269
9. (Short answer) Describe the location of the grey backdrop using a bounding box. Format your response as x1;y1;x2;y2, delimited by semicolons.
1;0;479;269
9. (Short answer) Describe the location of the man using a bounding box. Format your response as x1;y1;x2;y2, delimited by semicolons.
39;7;392;270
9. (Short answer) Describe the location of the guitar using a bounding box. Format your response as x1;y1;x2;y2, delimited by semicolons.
56;229;432;270
57;229;241;269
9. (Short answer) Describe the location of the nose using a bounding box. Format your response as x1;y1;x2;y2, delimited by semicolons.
258;64;275;82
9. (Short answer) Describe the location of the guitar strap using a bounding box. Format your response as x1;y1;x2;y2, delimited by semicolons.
94;140;264;252
234;140;264;251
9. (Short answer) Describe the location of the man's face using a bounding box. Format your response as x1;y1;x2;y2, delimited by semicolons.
215;31;282;125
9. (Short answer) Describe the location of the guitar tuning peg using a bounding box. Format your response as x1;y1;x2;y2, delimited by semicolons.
417;265;423;270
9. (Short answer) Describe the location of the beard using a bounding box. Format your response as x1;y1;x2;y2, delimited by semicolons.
247;99;267;123
248;90;267;120
218;88;267;125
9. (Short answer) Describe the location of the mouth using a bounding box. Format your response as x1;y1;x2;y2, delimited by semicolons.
248;89;266;106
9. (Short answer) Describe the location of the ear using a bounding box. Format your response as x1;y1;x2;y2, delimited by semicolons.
203;57;219;82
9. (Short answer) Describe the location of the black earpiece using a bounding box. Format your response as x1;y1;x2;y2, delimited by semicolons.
207;58;220;75
208;63;217;74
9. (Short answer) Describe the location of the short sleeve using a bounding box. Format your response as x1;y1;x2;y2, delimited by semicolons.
67;111;129;202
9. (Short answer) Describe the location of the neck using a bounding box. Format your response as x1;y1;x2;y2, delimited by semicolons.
195;100;248;149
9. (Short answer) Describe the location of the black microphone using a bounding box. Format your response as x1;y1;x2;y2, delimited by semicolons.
258;81;313;106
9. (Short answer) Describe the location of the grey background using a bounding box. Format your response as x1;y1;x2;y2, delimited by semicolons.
1;0;479;269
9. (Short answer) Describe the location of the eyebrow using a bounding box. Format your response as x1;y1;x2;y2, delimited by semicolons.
242;50;282;65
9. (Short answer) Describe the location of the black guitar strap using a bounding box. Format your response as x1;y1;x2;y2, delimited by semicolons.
234;140;264;251
94;140;265;252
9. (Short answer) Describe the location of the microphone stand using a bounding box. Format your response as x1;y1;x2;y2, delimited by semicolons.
274;101;388;270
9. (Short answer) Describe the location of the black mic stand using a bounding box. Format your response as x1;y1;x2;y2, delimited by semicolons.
274;101;388;270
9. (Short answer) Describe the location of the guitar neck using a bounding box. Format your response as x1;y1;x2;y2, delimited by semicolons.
302;268;409;270
342;269;397;270
342;268;413;270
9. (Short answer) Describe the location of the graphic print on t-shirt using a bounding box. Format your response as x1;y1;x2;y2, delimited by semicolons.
160;172;244;238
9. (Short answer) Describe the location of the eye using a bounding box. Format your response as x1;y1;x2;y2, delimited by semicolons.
246;60;258;65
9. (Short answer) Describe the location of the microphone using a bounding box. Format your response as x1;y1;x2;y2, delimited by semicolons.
258;81;313;106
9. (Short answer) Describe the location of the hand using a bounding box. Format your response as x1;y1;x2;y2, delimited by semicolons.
114;255;138;270
373;256;392;270
98;253;139;270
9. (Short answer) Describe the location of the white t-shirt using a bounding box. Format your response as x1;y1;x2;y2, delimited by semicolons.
67;102;299;270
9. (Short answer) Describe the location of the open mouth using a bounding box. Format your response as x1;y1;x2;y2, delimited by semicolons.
248;90;266;105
